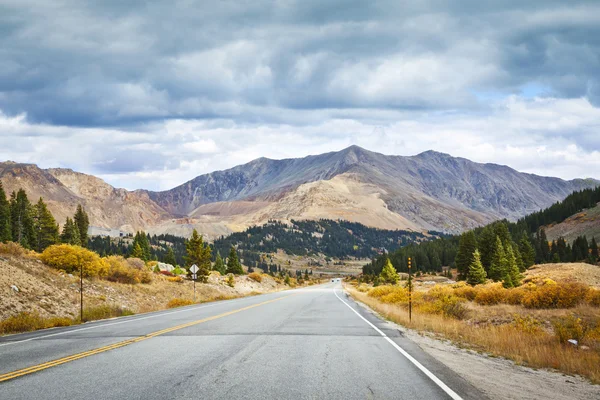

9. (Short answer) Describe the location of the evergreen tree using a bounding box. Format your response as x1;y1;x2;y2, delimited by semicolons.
379;258;399;284
164;247;177;266
213;252;226;274
33;198;59;252
455;231;477;280
519;236;536;268
537;228;550;262
0;182;11;242
466;250;487;285
477;225;496;271
130;242;144;259
591;237;599;261
10;189;35;248
60;217;81;245
131;231;151;261
512;242;525;272
226;246;244;275
504;245;521;288
185;229;211;282
73;205;90;247
489;236;507;282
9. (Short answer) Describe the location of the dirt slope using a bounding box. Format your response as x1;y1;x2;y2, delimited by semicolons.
0;254;286;321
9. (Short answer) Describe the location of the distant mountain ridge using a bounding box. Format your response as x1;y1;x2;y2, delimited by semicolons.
1;146;597;238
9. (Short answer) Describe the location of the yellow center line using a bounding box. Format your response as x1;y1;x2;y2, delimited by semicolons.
0;293;296;383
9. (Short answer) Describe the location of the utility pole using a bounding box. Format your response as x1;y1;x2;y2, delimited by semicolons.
79;255;83;323
408;257;412;323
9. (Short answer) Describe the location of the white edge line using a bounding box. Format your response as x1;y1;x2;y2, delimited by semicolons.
334;287;463;400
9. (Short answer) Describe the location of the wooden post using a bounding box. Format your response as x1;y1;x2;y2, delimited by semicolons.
408;257;412;322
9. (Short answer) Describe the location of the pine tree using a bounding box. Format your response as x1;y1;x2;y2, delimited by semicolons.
73;205;90;248
503;245;521;288
455;231;477;280
466;250;487;285
213;252;226;274
10;189;36;248
130;242;144;259
512;243;525;272
538;228;550;262
60;217;81;245
489;236;507;282
0;182;11;243
477;226;496;271
591;237;599;261
33;198;59;252
131;231;151;261
379;258;399;284
226;246;244;275
185;229;211;282
519;236;536;268
164;246;177;266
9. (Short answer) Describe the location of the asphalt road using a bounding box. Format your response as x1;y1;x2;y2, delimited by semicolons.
0;282;486;399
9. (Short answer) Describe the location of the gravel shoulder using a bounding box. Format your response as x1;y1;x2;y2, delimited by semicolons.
350;291;600;400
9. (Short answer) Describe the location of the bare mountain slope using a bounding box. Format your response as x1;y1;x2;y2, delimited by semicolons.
0;163;169;232
1;146;597;236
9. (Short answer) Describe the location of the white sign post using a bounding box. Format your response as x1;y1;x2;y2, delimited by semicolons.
190;264;199;302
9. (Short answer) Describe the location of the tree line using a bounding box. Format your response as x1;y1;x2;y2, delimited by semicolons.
364;186;600;282
0;183;89;252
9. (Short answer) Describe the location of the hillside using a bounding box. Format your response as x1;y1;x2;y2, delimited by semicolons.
545;202;600;243
1;146;597;237
0;253;286;321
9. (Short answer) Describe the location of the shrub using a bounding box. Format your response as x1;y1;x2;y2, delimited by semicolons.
522;282;589;309
167;298;194;308
512;314;542;334
172;267;185;275
106;256;141;284
368;285;396;299
0;312;73;334
248;272;262;282
553;315;589;344
0;242;26;256
474;284;506;305
159;270;174;277
127;258;146;270
40;244;108;278
586;289;600;307
287;277;297;288
226;274;235;287
82;305;134;322
453;285;478;301
421;286;469;319
504;288;527;305
167;276;183;283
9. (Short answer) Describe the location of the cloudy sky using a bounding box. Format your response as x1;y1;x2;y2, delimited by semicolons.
0;0;599;190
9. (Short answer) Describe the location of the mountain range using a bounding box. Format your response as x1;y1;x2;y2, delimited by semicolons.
0;146;597;238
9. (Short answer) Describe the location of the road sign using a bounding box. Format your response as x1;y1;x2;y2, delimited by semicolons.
191;273;197;280
190;264;199;273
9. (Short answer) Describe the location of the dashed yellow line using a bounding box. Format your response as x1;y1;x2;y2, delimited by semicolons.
0;294;294;383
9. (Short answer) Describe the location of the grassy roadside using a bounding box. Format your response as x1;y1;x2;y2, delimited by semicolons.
345;284;600;384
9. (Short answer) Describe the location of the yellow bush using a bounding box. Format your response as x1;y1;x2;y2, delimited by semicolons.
167;276;183;283
586;289;600;307
226;274;235;287
0;242;27;256
0;312;73;334
553;315;589;344
504;288;526;305
512;314;542;334
380;287;409;304
453;285;478;301
474;284;506;305
356;283;370;293
248;272;262;282
288;277;298;288
522;282;589;309
368;285;396;299
167;298;194;308
82;305;134;322
40;244;108;278
106;256;143;284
